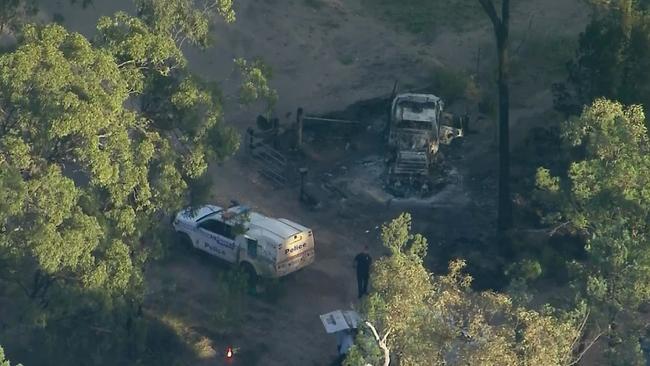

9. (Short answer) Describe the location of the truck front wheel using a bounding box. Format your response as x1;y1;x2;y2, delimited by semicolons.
240;262;258;289
176;232;193;251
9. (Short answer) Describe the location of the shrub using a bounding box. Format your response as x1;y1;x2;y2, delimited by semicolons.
429;66;470;104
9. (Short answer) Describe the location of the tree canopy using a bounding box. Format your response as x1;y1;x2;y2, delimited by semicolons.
536;98;650;364
0;22;157;300
555;0;650;120
135;0;235;48
345;214;585;366
0;346;20;366
0;0;246;362
0;0;37;34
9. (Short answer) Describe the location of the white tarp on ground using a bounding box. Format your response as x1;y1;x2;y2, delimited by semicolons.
320;310;361;334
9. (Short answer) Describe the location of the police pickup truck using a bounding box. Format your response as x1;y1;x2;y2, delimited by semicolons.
172;204;315;278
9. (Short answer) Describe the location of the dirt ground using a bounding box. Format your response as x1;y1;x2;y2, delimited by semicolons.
37;0;592;365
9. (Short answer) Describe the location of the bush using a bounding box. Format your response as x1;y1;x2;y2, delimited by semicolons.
428;66;471;104
506;259;543;282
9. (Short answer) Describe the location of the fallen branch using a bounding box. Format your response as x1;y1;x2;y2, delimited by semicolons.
567;311;603;366
89;326;113;334
514;221;571;237
568;309;590;354
567;330;603;366
549;221;571;236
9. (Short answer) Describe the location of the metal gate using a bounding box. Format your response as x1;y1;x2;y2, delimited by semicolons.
246;128;289;188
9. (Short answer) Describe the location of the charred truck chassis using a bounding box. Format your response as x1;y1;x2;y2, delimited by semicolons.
387;93;463;188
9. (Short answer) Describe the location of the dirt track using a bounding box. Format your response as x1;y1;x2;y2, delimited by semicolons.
39;0;590;364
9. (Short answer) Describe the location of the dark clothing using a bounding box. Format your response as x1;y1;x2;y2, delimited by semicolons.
356;274;369;299
354;253;372;298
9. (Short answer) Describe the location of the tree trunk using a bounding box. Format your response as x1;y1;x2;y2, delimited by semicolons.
296;107;304;149
496;26;512;233
365;321;391;366
478;0;512;234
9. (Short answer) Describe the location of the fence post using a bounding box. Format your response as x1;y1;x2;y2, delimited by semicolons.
296;107;304;149
299;167;308;201
476;46;481;77
247;128;255;153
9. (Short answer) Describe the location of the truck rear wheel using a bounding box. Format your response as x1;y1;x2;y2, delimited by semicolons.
176;232;193;250
240;262;258;289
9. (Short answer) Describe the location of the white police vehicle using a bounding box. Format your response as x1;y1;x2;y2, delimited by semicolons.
172;204;315;278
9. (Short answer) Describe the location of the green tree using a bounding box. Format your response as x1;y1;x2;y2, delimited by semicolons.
0;0;37;34
345;214;585;366
0;23;181;362
554;0;650;119
0;347;6;366
95;10;241;182
135;0;235;48
536;99;650;364
0;1;269;364
132;0;260;122
0;346;21;366
0;10;242;362
235;58;278;113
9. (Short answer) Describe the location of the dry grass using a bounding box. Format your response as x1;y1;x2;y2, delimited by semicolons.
156;313;217;360
510;32;577;85
361;0;484;34
304;0;324;9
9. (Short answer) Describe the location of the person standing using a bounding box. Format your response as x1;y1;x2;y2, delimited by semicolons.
353;245;372;298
